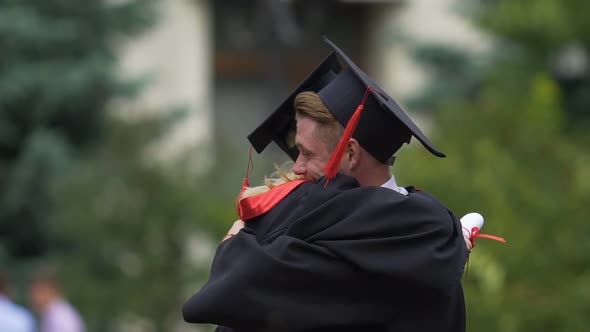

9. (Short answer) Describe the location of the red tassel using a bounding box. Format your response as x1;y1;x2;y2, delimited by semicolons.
323;104;364;181
323;87;372;185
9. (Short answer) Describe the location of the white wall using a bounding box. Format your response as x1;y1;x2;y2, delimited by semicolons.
115;0;213;172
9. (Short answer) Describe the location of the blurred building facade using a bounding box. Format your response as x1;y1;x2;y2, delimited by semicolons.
116;0;214;172
115;0;486;174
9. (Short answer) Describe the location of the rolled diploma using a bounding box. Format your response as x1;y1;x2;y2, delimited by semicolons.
460;212;484;250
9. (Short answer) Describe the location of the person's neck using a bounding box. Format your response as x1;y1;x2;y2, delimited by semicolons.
353;165;391;187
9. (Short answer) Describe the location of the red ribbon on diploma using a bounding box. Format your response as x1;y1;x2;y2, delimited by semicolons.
464;226;506;249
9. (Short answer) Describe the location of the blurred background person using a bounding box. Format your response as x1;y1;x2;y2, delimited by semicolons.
0;268;36;332
29;267;85;332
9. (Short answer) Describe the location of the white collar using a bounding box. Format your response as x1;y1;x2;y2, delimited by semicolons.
381;175;409;195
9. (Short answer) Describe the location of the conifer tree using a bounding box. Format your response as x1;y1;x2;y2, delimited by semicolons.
0;0;155;258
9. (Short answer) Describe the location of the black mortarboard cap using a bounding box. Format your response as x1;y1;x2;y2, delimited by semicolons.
248;52;342;161
248;37;445;164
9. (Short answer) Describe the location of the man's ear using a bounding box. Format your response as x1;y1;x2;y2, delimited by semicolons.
347;138;361;169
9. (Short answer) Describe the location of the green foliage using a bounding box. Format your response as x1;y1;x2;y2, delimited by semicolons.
475;0;590;124
398;1;590;330
476;0;586;51
0;0;156;258
0;130;70;257
0;3;238;330
406;44;485;111
49;117;236;331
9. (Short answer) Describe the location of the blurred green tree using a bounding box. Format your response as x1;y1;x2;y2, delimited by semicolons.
0;2;240;331
49;117;236;331
397;0;590;331
0;0;155;258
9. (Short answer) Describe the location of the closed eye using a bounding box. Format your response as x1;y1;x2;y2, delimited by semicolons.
296;143;313;157
298;148;312;157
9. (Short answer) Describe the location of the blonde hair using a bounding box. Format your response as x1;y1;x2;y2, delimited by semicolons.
294;92;343;150
240;164;303;199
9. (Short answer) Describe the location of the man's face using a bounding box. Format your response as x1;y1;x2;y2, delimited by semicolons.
292;115;333;181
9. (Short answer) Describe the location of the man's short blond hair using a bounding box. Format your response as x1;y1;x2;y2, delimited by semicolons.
293;92;343;150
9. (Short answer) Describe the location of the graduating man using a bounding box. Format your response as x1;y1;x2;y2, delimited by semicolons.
183;37;469;332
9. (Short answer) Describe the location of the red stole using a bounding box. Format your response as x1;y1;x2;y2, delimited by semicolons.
237;179;310;221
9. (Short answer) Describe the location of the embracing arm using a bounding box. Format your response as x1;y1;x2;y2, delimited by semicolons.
183;188;467;330
183;228;389;330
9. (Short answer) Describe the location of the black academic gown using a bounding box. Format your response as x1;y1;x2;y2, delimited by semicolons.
183;174;469;332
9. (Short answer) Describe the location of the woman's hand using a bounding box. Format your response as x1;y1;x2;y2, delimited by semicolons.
222;219;245;242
